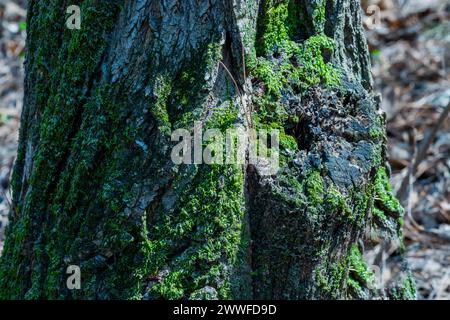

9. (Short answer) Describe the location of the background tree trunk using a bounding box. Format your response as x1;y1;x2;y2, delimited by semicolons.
0;0;415;299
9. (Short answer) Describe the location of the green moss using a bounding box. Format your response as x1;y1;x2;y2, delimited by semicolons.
352;186;373;225
254;59;287;97
374;168;403;215
257;2;290;56
170;41;223;129
295;34;340;87
315;244;376;299
315;259;347;299
403;274;416;298
0;0;125;299
369;127;383;140
326;185;352;217
313;0;326;27
260;3;288;49
253;34;339;98
207;102;239;131
305;171;324;206
254;122;297;168
391;272;416;300
133;40;246;299
279;129;298;152
373;167;405;237
372;206;387;222
253;0;339;96
147;162;245;299
1;0;226;300
401;273;416;299
148;168;245;299
348;245;374;287
152;271;185;300
252;7;340;128
205;42;223;71
247;1;404;299
151;75;172;135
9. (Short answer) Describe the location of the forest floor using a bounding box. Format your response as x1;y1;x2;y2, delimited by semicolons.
0;0;449;299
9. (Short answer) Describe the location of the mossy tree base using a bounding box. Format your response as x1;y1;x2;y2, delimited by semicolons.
0;0;414;299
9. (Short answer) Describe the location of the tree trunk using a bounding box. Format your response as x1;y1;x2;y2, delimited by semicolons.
0;0;415;299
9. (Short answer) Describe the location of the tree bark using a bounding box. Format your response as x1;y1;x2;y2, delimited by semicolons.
0;0;415;299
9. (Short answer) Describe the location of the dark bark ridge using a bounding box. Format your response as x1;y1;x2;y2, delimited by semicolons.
0;0;414;299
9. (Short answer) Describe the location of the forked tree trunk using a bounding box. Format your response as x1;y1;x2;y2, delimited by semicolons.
0;0;415;299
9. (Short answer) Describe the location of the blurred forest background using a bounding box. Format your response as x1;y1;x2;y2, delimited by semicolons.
0;0;448;299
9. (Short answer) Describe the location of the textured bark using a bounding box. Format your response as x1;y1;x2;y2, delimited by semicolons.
0;0;414;299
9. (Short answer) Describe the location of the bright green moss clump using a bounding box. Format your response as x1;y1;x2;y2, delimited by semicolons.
253;33;339;99
295;35;339;87
372;167;405;238
326;185;352;217
347;245;374;290
374;167;404;216
260;3;293;55
305;171;324;206
251;0;340;135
